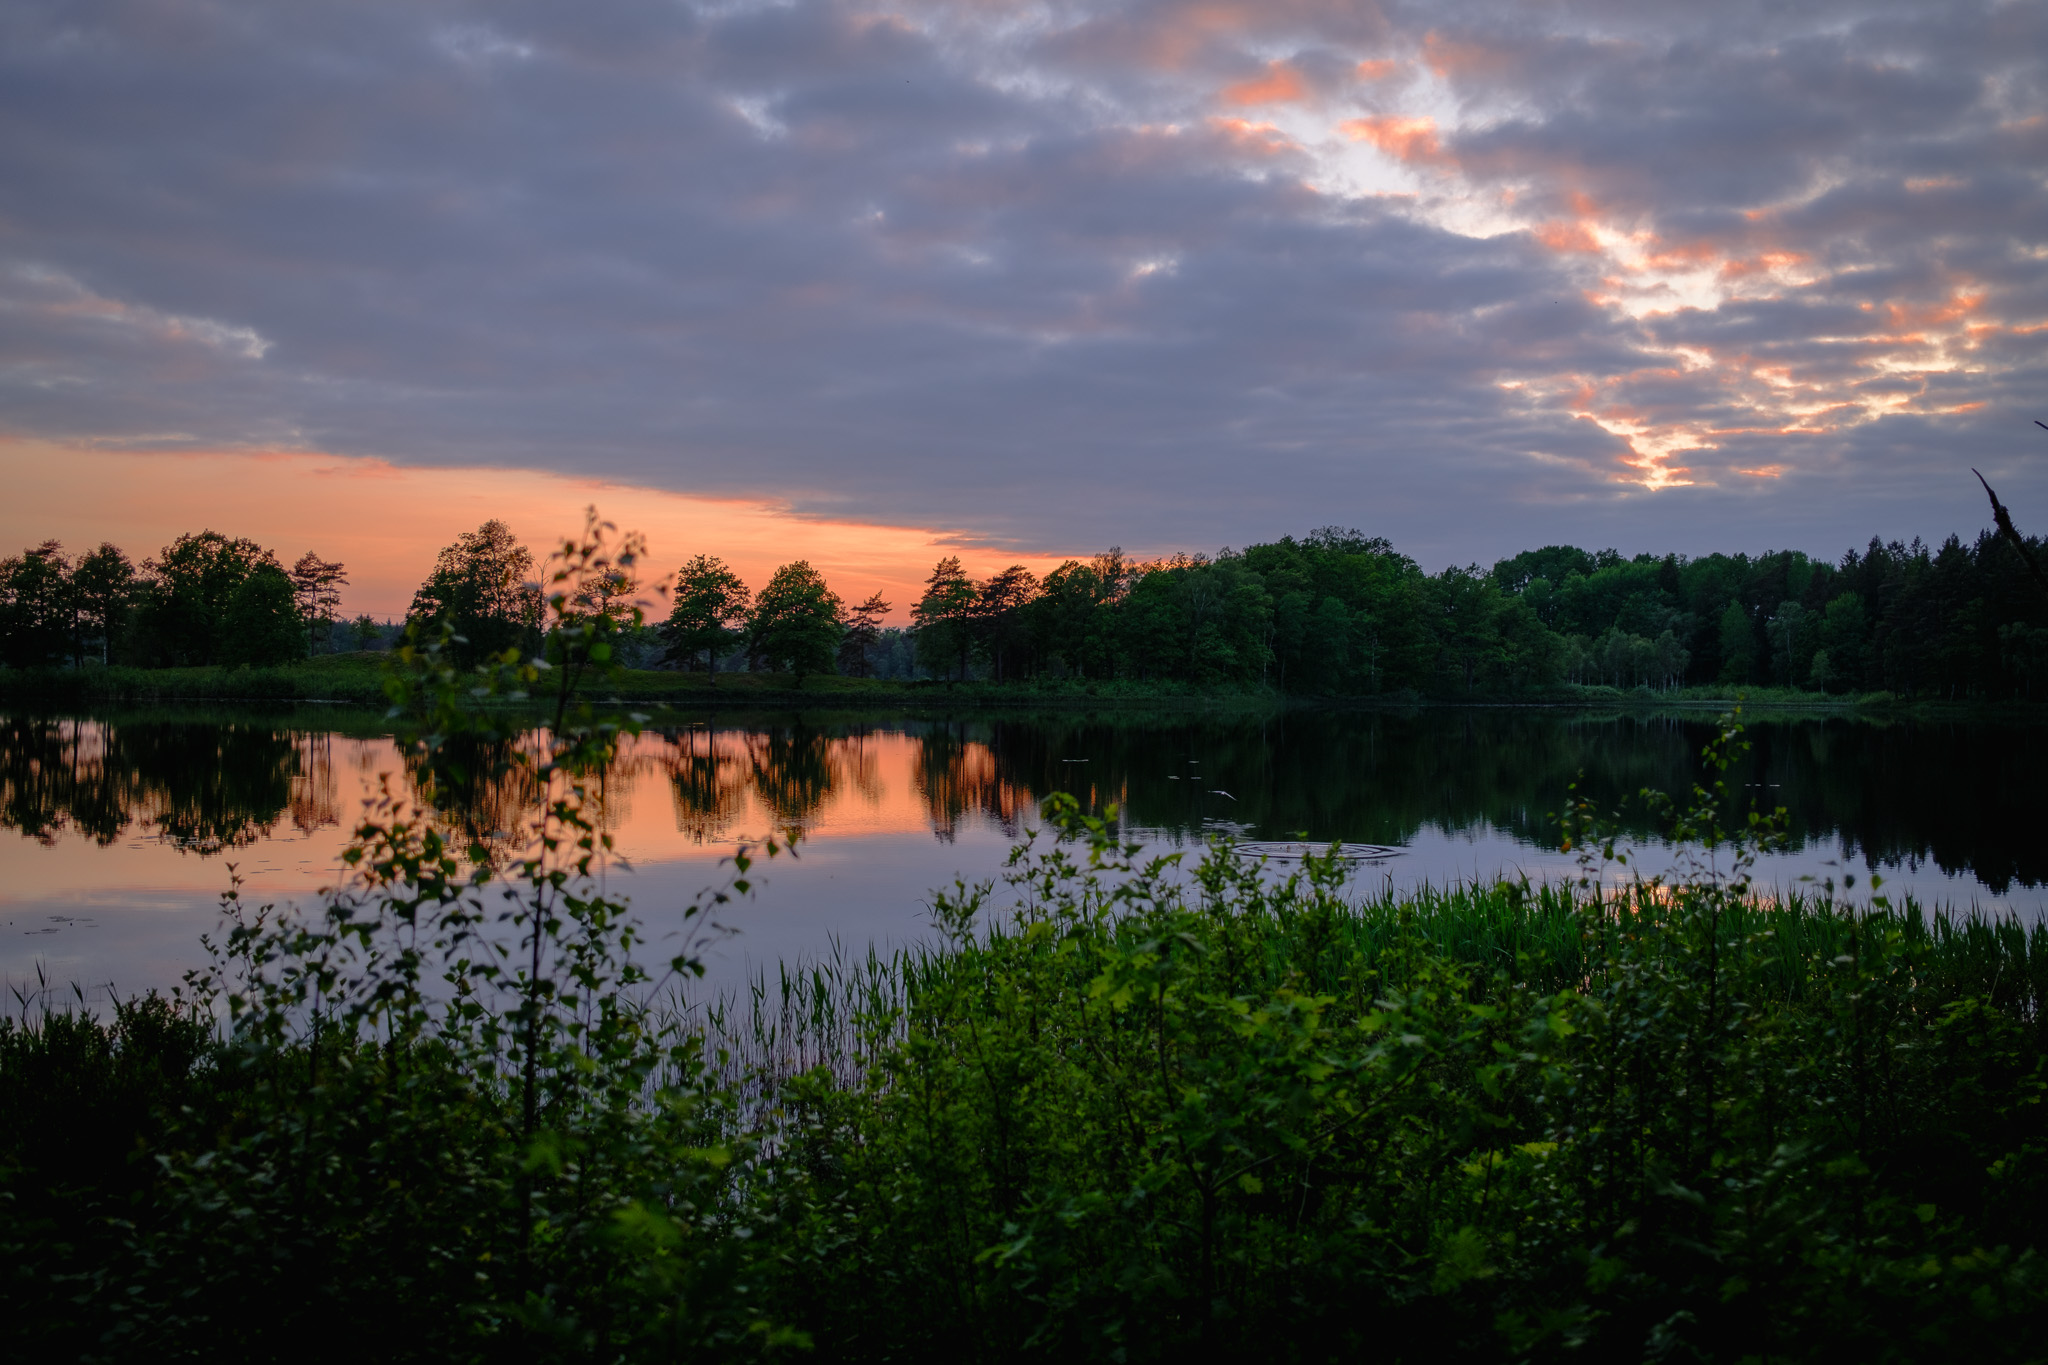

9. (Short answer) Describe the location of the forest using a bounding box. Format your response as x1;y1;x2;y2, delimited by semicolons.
4;517;2047;700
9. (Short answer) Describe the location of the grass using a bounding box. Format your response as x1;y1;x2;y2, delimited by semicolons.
5;826;2047;1359
0;655;1283;709
12;655;2030;720
706;873;2048;1096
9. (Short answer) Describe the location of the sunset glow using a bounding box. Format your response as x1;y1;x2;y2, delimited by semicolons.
0;0;2041;562
0;441;1076;621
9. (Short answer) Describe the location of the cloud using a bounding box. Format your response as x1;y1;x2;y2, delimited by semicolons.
0;0;2042;568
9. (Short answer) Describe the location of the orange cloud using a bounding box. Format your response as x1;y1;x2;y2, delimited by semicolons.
1734;464;1790;479
1533;220;1601;254
1718;249;1806;279
1354;58;1402;82
1340;114;1445;165
0;441;1077;622
1221;60;1307;107
1885;289;1984;334
1210;116;1296;155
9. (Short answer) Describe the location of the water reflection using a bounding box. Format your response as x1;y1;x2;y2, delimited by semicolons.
0;714;336;853
2;707;2045;893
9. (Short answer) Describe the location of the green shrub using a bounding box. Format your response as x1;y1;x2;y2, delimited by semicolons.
3;599;2044;1361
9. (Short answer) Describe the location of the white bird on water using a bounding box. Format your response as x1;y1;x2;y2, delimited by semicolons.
1209;790;1235;800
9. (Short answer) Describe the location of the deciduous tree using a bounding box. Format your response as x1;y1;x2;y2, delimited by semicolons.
135;531;285;666
0;541;74;668
750;561;843;683
222;563;308;666
70;543;136;665
660;554;751;676
407;520;540;665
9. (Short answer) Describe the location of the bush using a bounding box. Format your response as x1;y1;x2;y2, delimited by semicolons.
738;720;2048;1360
4;626;2043;1360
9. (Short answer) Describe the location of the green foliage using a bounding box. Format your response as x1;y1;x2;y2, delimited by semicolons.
662;553;753;674
728;717;2048;1359
4;695;2048;1357
407;518;542;666
219;562;307;666
750;560;844;683
14;514;2048;700
131;531;296;668
6;514;801;1358
1718;600;1758;683
913;555;979;680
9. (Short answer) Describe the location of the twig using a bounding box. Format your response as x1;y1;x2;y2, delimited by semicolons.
1972;464;2048;599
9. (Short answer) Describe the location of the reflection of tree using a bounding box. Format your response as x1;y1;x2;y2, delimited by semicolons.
747;725;838;828
125;721;301;852
289;733;342;836
839;726;884;806
0;717;109;844
914;722;1027;842
11;708;2042;896
0;717;310;853
402;732;541;866
662;727;748;844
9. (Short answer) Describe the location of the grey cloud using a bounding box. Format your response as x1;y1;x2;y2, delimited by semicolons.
0;0;2042;567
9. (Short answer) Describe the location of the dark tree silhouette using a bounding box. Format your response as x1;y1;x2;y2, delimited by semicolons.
407;521;539;664
837;591;891;678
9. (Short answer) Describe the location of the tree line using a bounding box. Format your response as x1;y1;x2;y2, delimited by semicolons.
887;526;2048;700
0;534;360;669
7;516;2047;699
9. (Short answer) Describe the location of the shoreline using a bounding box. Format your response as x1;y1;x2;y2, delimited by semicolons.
0;658;2039;721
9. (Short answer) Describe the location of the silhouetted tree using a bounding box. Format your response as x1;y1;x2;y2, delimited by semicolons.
750;561;843;683
913;557;977;680
838;591;891;678
974;566;1038;682
289;553;348;653
0;541;74;668
407;521;539;665
134;532;285;666
70;543;136;665
221;564;308;666
660;554;751;676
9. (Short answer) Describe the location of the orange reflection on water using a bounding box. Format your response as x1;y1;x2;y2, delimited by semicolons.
0;722;1038;908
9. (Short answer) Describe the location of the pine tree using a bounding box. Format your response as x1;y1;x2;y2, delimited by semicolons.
837;591;891;678
912;557;977;680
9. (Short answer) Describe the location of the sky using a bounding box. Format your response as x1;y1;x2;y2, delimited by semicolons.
2;0;2044;617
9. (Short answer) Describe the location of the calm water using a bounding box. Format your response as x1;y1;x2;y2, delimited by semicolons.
5;705;2045;1002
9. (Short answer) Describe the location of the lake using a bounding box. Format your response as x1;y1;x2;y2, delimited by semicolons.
5;704;2044;1005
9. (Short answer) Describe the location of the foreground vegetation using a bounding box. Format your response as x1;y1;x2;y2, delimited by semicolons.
5;742;2047;1354
6;807;2047;1359
4;524;2044;1359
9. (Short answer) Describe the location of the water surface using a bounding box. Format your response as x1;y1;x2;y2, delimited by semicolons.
5;705;2043;1002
